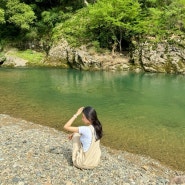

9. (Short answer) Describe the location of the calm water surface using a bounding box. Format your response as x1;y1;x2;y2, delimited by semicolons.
0;68;185;171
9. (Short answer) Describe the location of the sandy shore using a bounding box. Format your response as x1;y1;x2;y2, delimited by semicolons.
0;114;184;185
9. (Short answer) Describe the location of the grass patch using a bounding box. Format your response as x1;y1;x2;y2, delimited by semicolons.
15;49;45;64
7;49;45;64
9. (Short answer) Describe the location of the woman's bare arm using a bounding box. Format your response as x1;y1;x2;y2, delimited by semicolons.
63;107;84;133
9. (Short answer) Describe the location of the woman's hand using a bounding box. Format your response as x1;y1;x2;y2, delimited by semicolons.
68;133;74;140
75;107;84;116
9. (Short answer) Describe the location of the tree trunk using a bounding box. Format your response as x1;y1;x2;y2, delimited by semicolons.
112;41;118;56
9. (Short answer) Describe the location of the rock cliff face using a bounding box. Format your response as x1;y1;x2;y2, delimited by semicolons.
132;36;185;74
47;37;185;74
47;39;131;71
2;37;185;74
0;56;6;65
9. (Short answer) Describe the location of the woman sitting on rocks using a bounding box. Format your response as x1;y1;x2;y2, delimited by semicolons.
64;106;103;169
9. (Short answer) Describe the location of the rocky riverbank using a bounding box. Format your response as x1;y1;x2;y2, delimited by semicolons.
0;114;184;185
1;35;185;74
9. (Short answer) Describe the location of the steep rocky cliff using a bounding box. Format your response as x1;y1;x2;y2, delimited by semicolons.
47;39;132;71
132;36;185;74
47;37;185;74
2;37;185;74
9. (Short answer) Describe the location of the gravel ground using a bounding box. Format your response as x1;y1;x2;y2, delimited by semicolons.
0;114;184;185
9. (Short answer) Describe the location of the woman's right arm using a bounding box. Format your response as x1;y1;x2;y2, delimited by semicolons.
63;107;84;133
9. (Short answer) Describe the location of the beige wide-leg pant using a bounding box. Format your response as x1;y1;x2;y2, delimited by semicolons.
72;133;82;163
71;126;101;169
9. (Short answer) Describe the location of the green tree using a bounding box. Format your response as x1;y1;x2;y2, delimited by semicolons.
5;0;36;30
53;7;90;46
144;0;185;36
87;0;142;52
0;8;5;24
162;0;185;34
37;7;72;55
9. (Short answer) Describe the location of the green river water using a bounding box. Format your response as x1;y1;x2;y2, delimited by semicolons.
0;68;185;171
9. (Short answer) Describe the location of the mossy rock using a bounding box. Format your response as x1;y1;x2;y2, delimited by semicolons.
0;54;6;65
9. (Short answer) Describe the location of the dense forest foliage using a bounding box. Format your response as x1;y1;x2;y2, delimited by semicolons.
0;0;185;53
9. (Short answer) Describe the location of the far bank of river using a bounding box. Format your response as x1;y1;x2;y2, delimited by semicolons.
0;67;185;171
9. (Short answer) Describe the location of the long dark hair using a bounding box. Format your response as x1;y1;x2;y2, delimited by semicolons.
83;106;103;140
